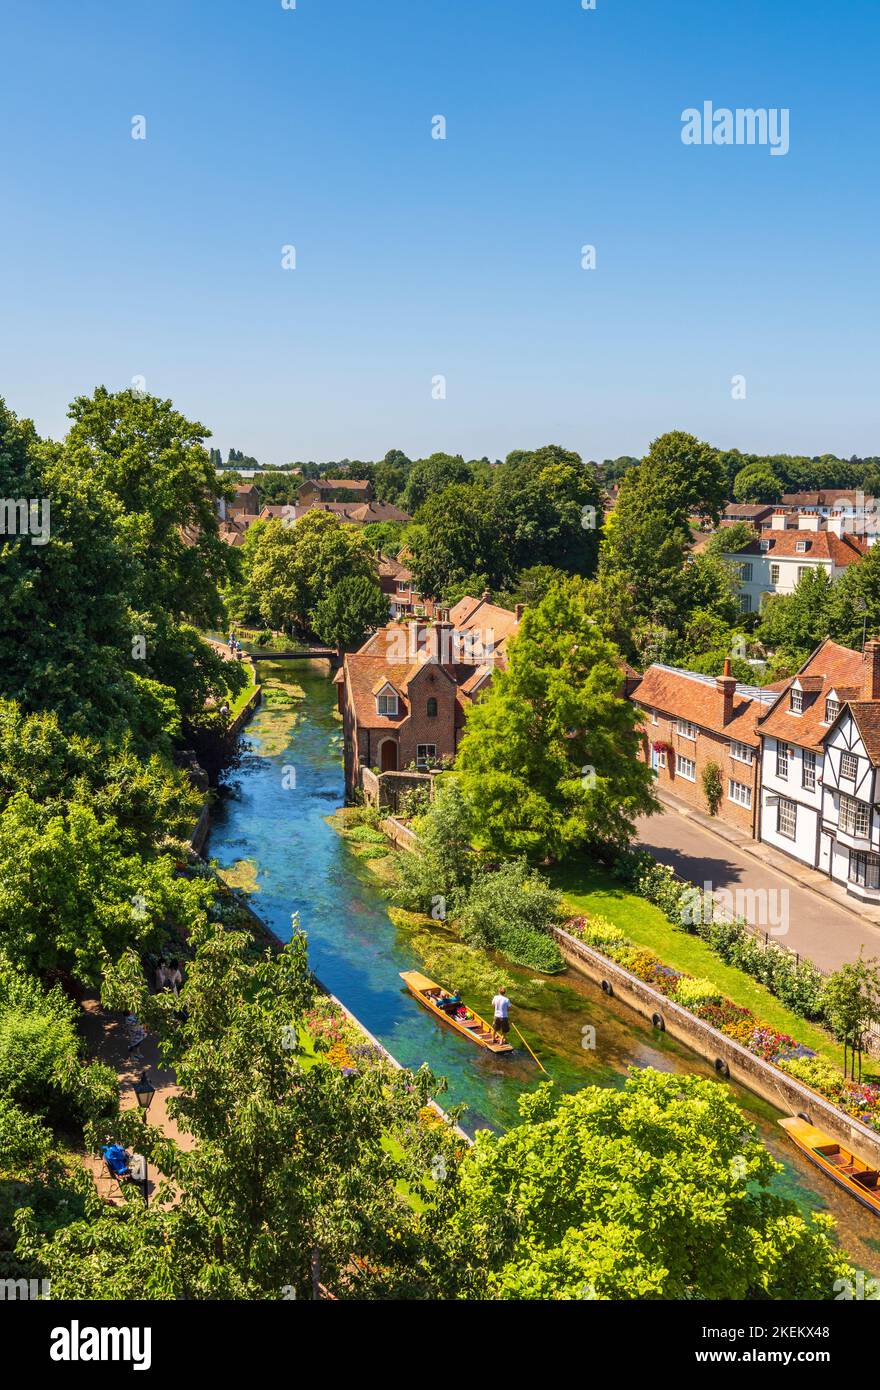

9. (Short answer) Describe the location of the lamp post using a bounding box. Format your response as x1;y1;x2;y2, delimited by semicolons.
132;1071;155;1206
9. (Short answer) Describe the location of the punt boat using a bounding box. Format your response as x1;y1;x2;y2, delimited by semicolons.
778;1116;880;1216
399;970;514;1053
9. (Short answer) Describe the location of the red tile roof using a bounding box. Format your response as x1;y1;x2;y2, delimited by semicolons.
756;638;864;750
633;664;770;746
730;531;866;564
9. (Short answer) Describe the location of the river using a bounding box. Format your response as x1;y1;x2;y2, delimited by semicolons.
206;659;880;1274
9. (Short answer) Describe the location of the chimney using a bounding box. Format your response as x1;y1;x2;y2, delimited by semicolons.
771;510;788;531
827;511;845;538
514;603;524;621
716;657;737;726
798;511;820;531
430;619;454;664
481;589;491;602
863;639;880;700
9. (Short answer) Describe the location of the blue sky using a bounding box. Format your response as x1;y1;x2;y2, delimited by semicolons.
1;0;878;464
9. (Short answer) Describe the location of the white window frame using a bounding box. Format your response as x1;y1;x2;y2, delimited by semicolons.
676;719;697;740
676;754;696;781
841;751;858;782
796;540;808;553
727;779;752;809
736;562;753;582
840;793;870;839
825;698;840;725
776;741;789;778
777;797;797;840
802;750;816;791
790;688;803;714
377;693;398;716
770;563;780;584
416;743;437;769
730;740;754;765
797;566;810;583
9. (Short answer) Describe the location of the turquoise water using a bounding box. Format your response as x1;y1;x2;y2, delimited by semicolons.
206;660;880;1272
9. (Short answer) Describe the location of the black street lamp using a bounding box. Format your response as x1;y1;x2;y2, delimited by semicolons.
133;1070;155;1119
132;1070;155;1207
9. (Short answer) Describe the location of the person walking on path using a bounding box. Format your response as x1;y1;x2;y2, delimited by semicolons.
491;986;510;1044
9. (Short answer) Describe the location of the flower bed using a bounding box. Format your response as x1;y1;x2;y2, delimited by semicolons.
564;914;832;1080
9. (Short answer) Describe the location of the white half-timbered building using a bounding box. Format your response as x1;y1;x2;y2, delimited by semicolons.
821;685;880;902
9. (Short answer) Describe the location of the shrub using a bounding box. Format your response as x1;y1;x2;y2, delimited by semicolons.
458;860;565;974
674;976;721;1009
563;914;627;951
0;961;116;1125
701;761;723;816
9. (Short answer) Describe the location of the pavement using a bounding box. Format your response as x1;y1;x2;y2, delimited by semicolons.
79;994;191;1205
636;789;880;975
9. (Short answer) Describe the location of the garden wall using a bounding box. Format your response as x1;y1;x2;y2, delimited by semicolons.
228;683;263;738
380;816;421;853
553;926;880;1169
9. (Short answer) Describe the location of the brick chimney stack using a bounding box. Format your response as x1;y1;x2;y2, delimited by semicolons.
716;657;737;726
863;638;880;700
514;603;525;621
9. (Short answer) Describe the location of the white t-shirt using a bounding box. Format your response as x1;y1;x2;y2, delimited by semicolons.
492;994;510;1019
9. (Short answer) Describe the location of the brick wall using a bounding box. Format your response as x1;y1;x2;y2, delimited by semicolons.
639;710;758;834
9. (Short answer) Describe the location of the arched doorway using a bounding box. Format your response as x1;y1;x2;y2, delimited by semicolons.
380;739;398;772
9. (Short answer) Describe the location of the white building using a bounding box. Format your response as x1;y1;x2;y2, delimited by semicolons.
757;639;863;869
723;512;866;613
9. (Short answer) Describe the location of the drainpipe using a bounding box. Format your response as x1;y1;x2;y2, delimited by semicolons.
754;735;762;842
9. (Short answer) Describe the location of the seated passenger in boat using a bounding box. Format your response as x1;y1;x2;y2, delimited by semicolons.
441;989;463;1016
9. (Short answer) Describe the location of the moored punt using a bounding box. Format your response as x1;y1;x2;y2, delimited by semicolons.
779;1116;880;1217
399;971;514;1054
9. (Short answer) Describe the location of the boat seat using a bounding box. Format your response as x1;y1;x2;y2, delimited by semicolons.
854;1170;879;1188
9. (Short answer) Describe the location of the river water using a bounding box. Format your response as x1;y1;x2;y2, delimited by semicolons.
206;660;880;1275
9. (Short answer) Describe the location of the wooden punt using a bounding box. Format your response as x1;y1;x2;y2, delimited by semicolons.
400;971;514;1053
779;1116;880;1217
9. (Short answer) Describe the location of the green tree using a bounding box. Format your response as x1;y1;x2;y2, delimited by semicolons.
457;860;564;973
732;464;783;504
391;779;476;914
757;569;833;663
402;453;471;514
429;1069;853;1300
19;921;453;1299
312;575;389;651
407;483;503;599
456;577;656;860
823;954;880;1081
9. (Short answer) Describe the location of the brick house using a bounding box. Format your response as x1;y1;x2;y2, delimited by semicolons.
337;599;521;797
297;479;374;505
377;554;433;619
227;483;261;516
631;662;779;833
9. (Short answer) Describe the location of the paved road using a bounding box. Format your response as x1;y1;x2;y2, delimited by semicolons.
636;808;880;974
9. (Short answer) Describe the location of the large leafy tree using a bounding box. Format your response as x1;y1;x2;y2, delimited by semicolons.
456;577;656;860
241;512;378;634
19;922;455;1299
312;574;389;651
407;482;504;599
402;452;471;514
428;1070;853;1300
601;431;727;627
757;569;834;665
490;445;603;577
64;387;235;627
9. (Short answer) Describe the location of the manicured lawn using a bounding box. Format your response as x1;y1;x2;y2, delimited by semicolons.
550;860;845;1070
229;660;258;717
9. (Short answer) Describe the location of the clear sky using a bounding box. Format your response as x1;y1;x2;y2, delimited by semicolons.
1;0;878;464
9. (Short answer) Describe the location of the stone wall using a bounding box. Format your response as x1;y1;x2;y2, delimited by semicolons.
553;925;880;1169
380;816;421;853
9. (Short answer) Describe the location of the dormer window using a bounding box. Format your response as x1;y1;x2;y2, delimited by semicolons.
790;688;803;714
377;693;398;716
796;540;808;553
759;539;770;551
825;697;840;724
